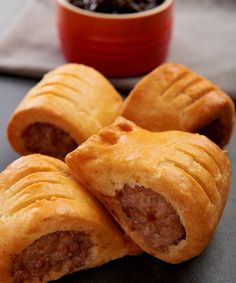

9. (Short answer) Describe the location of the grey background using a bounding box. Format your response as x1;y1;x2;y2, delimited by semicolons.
0;1;25;32
0;1;236;282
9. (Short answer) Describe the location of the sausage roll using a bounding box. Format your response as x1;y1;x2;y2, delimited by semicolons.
122;63;235;148
7;64;123;160
0;154;140;283
66;117;231;264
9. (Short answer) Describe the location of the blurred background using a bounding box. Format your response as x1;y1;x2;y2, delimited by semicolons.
0;0;236;95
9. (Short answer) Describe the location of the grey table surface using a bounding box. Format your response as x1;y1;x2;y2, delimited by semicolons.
0;1;236;283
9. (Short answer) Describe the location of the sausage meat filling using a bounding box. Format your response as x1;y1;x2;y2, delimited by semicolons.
22;122;78;160
198;119;225;148
118;185;186;250
12;231;92;283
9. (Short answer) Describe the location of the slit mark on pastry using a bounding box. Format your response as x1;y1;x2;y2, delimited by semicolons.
8;195;74;216
118;185;186;250
3;156;69;188
29;91;99;120
3;169;54;192
36;74;93;99
39;74;92;95
183;88;217;112
12;231;92;283
160;70;189;97
181;77;203;96
177;143;222;177
189;143;224;175
176;147;220;188
4;179;62;202
173;83;214;105
48;72;94;89
36;81;80;94
187;85;215;102
4;177;69;203
165;157;216;205
164;74;201;101
29;90;77;106
22;122;78;160
167;159;214;204
31;84;92;109
174;149;221;204
180;143;224;194
175;148;217;183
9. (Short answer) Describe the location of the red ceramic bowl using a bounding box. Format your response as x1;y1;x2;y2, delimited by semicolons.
57;0;174;78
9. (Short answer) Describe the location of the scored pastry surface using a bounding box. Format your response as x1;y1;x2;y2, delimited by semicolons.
66;117;231;263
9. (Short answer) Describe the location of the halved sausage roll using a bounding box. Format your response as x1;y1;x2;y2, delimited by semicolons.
7;64;123;160
0;154;140;283
122;63;235;147
66;117;231;264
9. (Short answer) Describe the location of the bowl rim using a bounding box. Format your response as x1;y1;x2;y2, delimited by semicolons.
57;0;174;19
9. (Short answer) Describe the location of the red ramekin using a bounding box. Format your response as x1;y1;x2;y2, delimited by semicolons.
57;0;174;78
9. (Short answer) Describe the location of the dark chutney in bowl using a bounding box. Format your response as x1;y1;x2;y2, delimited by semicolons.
68;0;165;14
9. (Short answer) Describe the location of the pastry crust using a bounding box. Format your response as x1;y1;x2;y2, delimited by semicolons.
66;117;231;264
122;63;235;147
0;154;140;283
7;64;123;159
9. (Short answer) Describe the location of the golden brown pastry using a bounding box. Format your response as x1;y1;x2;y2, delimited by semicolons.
7;64;123;160
122;63;235;148
66;117;231;264
0;154;140;283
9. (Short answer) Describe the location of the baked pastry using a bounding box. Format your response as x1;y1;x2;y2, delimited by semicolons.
66;117;231;264
122;63;235;147
7;64;123;160
0;154;140;283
